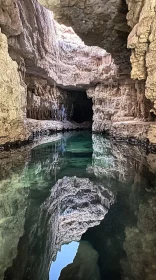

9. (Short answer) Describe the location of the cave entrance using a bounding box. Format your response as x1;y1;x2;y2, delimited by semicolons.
71;91;93;123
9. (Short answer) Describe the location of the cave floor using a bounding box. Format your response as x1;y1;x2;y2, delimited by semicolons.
26;119;92;136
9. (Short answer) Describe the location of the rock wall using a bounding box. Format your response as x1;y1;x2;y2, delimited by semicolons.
1;0;156;145
38;0;156;146
38;0;130;74
0;30;28;146
26;75;74;121
127;0;156;115
87;79;156;143
0;0;118;145
5;0;115;89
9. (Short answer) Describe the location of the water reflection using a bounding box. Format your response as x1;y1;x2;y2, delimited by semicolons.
59;241;100;280
82;134;156;280
0;132;156;280
50;242;79;280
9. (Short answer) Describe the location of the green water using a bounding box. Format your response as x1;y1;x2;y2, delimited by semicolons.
0;132;156;280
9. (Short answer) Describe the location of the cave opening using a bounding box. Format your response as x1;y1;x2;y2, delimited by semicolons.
71;91;93;123
26;83;93;124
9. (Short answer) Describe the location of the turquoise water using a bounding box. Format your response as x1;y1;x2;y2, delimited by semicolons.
0;132;156;280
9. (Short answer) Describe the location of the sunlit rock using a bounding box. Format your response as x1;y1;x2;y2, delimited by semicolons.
0;30;28;145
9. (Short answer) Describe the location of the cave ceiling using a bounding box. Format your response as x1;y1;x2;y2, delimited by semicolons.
38;0;131;74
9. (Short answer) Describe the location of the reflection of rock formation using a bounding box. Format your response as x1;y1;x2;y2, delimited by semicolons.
89;134;139;182
2;133;156;280
45;176;115;262
0;160;29;280
59;241;100;280
121;196;156;280
90;134;156;183
0;133;74;280
3;175;114;280
84;133;156;280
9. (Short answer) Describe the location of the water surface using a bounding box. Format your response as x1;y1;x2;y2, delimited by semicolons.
0;132;156;280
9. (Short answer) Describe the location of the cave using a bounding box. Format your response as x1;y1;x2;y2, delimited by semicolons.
26;80;93;124
1;1;156;280
71;91;93;123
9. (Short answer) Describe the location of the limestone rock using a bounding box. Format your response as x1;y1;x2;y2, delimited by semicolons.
1;0;156;146
127;0;156;114
7;0;115;89
38;0;130;74
0;0;22;36
0;29;28;145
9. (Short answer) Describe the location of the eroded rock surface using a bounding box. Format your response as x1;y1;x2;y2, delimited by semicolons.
0;30;28;145
38;0;156;145
7;0;113;89
1;0;156;145
0;0;119;145
38;0;130;74
127;0;156;114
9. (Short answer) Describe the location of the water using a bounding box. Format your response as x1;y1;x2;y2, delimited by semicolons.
0;132;156;280
49;242;79;280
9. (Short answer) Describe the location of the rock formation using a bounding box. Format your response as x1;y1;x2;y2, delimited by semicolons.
0;30;28;145
0;0;118;146
38;0;156;146
1;0;156;146
89;133;156;182
38;0;130;73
